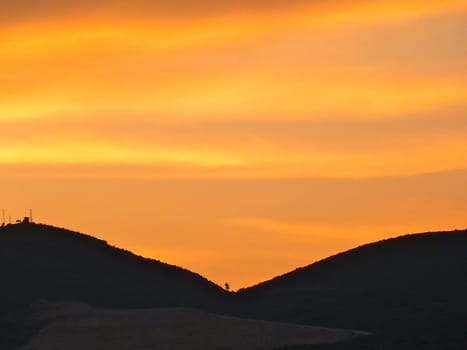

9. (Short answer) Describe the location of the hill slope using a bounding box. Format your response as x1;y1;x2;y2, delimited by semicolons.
0;223;225;349
236;229;467;349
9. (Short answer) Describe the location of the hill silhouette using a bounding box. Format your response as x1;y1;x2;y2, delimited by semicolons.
1;223;466;349
0;223;226;349
234;229;467;349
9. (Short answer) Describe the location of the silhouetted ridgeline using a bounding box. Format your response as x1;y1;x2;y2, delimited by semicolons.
1;223;466;349
0;223;226;349
235;229;467;350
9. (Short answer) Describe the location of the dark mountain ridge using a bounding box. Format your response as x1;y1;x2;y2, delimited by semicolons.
0;222;225;307
234;229;467;349
0;222;226;349
244;229;467;292
1;223;466;349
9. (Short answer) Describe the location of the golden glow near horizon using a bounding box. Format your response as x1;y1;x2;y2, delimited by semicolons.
1;0;466;288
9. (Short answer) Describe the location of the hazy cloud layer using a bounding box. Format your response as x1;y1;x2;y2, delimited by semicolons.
0;0;318;21
1;108;466;149
1;0;465;23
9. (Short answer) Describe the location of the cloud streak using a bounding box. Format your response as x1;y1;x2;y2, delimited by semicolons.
1;1;466;25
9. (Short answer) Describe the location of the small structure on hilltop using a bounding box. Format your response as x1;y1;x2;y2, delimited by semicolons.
15;217;31;224
5;209;34;226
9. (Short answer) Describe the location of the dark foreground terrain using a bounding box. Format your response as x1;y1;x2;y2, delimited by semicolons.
20;301;364;350
1;223;466;349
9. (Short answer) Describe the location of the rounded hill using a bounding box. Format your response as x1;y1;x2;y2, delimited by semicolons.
0;222;226;349
236;229;467;349
0;222;225;308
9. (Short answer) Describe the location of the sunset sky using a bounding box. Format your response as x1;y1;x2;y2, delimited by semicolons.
1;0;466;288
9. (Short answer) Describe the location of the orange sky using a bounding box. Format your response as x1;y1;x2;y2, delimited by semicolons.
1;0;466;289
